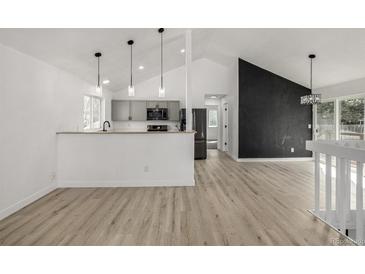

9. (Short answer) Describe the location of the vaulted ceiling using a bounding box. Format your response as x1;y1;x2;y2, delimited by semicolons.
1;28;365;92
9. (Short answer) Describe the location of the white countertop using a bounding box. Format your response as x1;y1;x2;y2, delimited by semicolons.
56;129;196;134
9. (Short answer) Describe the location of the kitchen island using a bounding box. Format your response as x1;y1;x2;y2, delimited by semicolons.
56;130;195;187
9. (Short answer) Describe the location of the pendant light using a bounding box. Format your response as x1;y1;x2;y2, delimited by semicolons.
94;52;102;96
300;54;321;105
158;28;165;97
127;40;135;97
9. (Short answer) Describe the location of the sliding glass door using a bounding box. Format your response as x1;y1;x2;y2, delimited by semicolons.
316;101;336;140
315;95;365;214
315;96;365;141
339;98;364;140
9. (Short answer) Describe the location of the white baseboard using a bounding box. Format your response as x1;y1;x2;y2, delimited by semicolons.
0;184;56;221
223;151;313;162
57;179;195;188
236;157;313;162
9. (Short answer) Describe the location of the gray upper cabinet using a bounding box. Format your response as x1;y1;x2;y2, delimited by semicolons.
146;101;168;108
130;101;147;121
158;101;168;108
146;101;155;108
112;100;180;121
168;101;180;121
112;100;130;121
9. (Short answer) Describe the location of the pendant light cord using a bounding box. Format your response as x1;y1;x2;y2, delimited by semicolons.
161;31;163;89
310;58;313;92
97;56;100;87
130;44;133;86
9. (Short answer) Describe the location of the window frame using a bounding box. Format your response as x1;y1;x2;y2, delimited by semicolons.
83;95;102;130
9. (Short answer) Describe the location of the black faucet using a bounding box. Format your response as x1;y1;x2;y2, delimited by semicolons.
102;121;111;132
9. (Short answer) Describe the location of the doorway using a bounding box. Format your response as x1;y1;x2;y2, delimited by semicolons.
204;94;227;151
207;106;219;149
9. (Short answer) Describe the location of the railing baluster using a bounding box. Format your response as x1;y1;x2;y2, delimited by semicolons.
336;157;341;224
345;160;351;216
314;152;320;213
356;162;363;244
339;157;346;233
325;154;332;221
306;140;365;243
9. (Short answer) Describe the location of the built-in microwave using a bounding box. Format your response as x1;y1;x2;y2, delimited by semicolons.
147;108;168;120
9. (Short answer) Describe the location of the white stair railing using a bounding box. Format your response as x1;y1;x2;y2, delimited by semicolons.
306;140;365;244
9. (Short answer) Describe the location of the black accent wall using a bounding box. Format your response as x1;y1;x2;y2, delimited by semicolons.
238;58;312;158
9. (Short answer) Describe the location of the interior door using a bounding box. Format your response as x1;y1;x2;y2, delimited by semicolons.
222;103;229;151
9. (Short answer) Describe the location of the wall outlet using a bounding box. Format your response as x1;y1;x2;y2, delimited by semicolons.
50;172;56;181
290;147;294;153
308;124;312;129
144;165;149;172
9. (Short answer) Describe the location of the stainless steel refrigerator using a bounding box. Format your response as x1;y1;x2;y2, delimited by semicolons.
180;108;207;160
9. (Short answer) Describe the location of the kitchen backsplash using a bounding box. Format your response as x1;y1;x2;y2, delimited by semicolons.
112;120;180;131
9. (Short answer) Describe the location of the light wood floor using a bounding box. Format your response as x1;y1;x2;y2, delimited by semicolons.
0;150;352;245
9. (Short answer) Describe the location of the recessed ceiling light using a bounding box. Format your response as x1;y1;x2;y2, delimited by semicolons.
102;79;110;84
210;96;217;99
139;65;144;70
180;49;185;53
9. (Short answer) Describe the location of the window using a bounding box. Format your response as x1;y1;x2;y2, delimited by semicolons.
83;95;101;130
83;96;91;129
339;98;364;140
92;97;101;129
316;101;335;140
208;109;218;127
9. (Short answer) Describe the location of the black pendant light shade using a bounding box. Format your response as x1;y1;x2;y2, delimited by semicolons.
158;28;165;97
300;54;321;105
94;52;102;96
127;40;135;97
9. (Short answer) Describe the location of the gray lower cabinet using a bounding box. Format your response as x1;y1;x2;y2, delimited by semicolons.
112;100;130;121
130;101;147;121
168;101;180;121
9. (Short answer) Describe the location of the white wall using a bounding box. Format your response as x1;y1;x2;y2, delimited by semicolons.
111;58;232;130
222;60;239;160
317;77;365;99
0;43;111;220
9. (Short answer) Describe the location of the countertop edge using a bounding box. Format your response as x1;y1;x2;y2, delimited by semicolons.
56;131;196;135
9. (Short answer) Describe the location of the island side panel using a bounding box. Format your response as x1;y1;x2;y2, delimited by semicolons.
56;133;195;187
